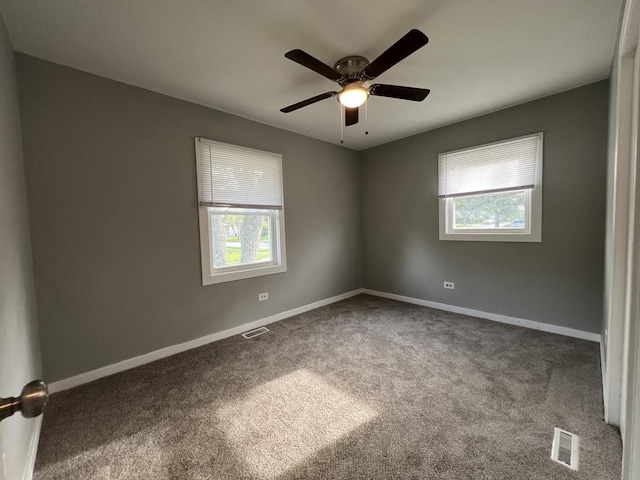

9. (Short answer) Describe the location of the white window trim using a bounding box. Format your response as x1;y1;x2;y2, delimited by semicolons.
438;133;543;242
195;138;287;285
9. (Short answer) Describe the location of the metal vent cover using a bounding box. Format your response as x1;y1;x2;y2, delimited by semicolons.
551;427;580;470
241;326;270;339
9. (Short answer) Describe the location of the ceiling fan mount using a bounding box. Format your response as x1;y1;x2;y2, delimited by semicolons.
280;29;431;128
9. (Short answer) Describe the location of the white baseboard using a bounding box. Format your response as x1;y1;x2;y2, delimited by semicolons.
50;287;600;393
22;416;42;480
361;289;601;342
49;289;363;393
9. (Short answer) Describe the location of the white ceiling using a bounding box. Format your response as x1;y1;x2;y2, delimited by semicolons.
0;0;623;150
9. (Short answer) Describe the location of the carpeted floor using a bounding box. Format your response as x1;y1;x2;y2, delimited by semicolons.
34;294;622;479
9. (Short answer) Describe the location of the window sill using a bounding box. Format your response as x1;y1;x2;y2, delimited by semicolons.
439;231;541;242
203;263;286;285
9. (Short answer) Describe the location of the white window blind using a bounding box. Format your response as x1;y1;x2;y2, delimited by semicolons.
197;138;283;209
438;133;542;198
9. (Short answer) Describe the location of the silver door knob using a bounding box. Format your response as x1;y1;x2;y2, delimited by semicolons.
0;380;49;422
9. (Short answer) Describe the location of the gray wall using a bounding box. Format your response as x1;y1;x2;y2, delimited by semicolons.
16;50;609;386
0;16;42;480
360;81;609;334
16;55;362;383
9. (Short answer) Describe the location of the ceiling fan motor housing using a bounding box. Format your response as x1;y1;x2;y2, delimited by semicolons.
334;56;369;85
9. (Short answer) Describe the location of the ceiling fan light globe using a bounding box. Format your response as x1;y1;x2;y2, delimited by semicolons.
338;85;369;108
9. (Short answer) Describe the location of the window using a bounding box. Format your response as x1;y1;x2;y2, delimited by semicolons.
195;138;286;285
438;133;543;242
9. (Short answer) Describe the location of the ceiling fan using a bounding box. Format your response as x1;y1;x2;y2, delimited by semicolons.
280;29;431;128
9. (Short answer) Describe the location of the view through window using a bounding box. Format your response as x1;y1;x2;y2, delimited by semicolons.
452;190;526;229
209;207;276;269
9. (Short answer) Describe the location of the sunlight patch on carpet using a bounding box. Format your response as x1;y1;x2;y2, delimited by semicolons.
217;368;377;479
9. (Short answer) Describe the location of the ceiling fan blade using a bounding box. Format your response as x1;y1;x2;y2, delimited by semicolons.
369;84;430;101
285;49;343;82
280;92;337;113
360;29;429;80
345;107;359;126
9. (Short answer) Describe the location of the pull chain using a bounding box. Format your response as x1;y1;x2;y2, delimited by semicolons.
340;104;344;144
365;102;369;136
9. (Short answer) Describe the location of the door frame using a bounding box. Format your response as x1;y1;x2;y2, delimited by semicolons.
604;0;640;477
621;0;640;475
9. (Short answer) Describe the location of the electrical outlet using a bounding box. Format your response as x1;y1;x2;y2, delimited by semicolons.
258;292;268;301
444;282;455;290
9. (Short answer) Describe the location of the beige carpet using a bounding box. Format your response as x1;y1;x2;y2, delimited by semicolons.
34;294;621;479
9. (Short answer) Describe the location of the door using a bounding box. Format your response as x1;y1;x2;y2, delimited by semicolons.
0;109;43;478
0;16;44;480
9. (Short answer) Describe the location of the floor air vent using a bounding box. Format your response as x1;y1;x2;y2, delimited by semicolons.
241;326;270;339
551;427;580;470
